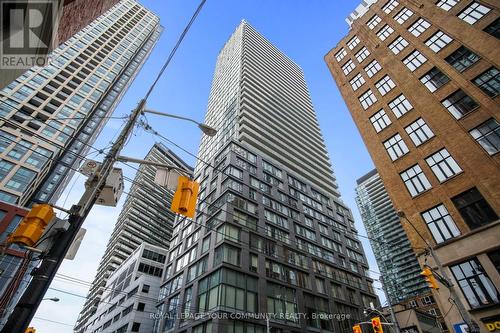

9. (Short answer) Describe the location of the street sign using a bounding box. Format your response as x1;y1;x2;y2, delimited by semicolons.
79;159;101;176
65;227;86;260
154;168;180;190
453;323;468;333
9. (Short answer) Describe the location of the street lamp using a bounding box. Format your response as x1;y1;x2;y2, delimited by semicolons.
142;108;217;137
2;101;218;333
42;297;59;302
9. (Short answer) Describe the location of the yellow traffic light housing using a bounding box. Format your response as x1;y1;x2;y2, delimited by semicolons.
421;266;440;290
7;204;54;247
25;327;36;333
170;175;199;218
371;317;384;333
353;324;362;333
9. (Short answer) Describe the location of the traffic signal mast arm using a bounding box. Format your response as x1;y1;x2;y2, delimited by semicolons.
116;155;193;177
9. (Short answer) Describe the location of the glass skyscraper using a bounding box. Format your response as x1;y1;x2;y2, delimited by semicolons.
155;21;378;333
355;169;427;304
0;0;161;206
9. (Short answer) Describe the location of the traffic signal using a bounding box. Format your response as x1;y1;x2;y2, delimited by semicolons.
353;324;362;333
7;204;54;247
421;266;440;289
25;327;36;333
170;175;200;218
371;317;384;333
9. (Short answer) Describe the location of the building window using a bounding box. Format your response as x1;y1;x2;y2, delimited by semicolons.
347;36;361;50
375;75;396;96
342;59;356;75
335;48;347;62
25;147;51;169
130;321;140;332
5;167;36;192
250;254;258;272
349;73;366;91
382;0;399;14
400;164;432;197
359;90;378;110
0;160;14;179
408;18;431;37
422;204;460;243
383;133;409;161
216;223;241;243
436;0;460;11
355;47;370;63
458;2;491;25
452;187;498;229
426;148;462;182
422;295;436;305
403;50;427;71
394;7;414;24
420;67;450;92
214;244;240;266
137;302;145;311
367;14;382;29
488;250;500;274
388;94;413;118
6;140;31;160
370;109;392;132
450;258;499;308
377;24;395;41
473;67;500;97
470;118;500;155
364;59;382;78
193;321;213;333
484;18;500;39
405;118;435;146
441;89;478;119
425;31;453;52
389;36;409;54
445;46;480;72
201;236;211;253
116;324;128;333
267;283;299;323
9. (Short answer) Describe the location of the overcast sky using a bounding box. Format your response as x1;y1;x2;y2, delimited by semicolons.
30;0;385;331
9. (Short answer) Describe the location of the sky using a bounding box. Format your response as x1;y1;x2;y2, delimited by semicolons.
30;0;384;331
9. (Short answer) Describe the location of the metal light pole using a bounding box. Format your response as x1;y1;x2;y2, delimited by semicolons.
0;100;216;332
41;297;59;302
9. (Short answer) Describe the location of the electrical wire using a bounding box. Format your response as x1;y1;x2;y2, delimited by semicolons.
32;316;74;327
120;127;387;282
0;114;127;156
0;137;382;313
141;121;388;248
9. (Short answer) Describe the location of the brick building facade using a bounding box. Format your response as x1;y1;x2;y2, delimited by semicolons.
325;0;499;331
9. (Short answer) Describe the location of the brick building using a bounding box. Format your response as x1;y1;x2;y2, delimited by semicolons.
325;0;499;331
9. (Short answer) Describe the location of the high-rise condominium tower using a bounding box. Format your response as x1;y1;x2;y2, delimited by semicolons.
325;0;499;331
155;21;378;333
75;143;192;333
356;169;427;305
0;0;161;206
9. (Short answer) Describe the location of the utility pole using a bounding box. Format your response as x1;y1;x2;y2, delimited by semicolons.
379;276;401;333
397;212;479;333
1;1;209;330
1;99;147;333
